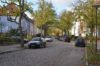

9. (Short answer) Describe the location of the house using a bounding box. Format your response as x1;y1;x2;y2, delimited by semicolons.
0;14;41;36
0;13;40;36
71;19;87;37
0;2;41;36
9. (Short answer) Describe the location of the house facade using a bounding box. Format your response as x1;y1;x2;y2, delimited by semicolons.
71;20;87;37
0;2;41;37
0;14;38;36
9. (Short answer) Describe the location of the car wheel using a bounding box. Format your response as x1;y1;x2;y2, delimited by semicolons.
43;43;46;48
28;45;32;48
39;44;43;48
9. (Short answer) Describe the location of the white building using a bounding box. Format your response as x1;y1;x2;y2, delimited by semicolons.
71;21;80;36
71;21;87;37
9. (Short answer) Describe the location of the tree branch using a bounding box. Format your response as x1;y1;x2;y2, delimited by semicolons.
1;0;20;7
1;0;9;4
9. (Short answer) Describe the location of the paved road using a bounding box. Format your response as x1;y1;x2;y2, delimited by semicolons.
0;40;85;66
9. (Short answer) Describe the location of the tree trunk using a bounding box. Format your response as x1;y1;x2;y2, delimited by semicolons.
19;0;24;48
44;25;48;37
64;29;66;36
19;13;24;47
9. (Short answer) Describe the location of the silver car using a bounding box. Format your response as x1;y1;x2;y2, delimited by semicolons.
27;37;46;48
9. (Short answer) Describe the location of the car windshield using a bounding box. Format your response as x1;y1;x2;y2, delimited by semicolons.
32;37;41;41
46;36;51;38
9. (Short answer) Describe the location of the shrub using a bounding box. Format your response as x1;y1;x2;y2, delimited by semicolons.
0;36;16;45
86;44;100;64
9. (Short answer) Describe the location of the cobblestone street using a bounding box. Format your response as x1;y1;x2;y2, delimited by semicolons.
0;40;85;66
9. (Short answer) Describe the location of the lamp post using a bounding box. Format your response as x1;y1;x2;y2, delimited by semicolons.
93;0;100;52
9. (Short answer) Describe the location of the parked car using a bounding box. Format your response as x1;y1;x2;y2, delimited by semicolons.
27;37;46;48
56;36;63;41
64;36;71;42
45;36;53;42
75;37;85;47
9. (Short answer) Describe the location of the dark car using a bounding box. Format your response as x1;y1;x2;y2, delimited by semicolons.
27;37;46;48
75;37;85;47
64;36;71;42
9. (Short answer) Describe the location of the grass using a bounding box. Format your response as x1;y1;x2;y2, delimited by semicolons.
86;44;100;64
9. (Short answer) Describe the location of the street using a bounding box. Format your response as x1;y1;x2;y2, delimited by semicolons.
0;40;85;66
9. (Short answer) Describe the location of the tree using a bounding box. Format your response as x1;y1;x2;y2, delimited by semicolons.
0;0;33;47
33;0;56;36
59;10;74;36
73;0;100;35
73;0;100;53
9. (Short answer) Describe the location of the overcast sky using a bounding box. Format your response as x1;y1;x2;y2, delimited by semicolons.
28;0;77;15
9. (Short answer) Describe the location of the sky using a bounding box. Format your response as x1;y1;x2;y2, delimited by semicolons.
28;0;77;15
0;0;77;18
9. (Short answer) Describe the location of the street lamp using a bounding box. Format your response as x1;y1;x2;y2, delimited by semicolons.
93;0;100;52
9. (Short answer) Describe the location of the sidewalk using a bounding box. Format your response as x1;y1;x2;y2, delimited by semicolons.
0;44;24;54
71;41;100;66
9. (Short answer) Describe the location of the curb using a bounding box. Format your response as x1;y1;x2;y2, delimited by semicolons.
85;47;89;66
0;48;24;55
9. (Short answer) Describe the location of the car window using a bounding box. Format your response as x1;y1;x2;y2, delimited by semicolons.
32;37;41;41
41;38;46;42
47;36;51;38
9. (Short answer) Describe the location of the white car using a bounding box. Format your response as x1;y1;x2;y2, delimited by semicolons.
45;37;53;42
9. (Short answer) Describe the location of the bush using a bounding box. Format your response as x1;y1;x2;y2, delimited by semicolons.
97;36;100;40
0;36;16;45
86;44;100;64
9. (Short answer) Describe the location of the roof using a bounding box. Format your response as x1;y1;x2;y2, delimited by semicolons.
23;13;34;24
